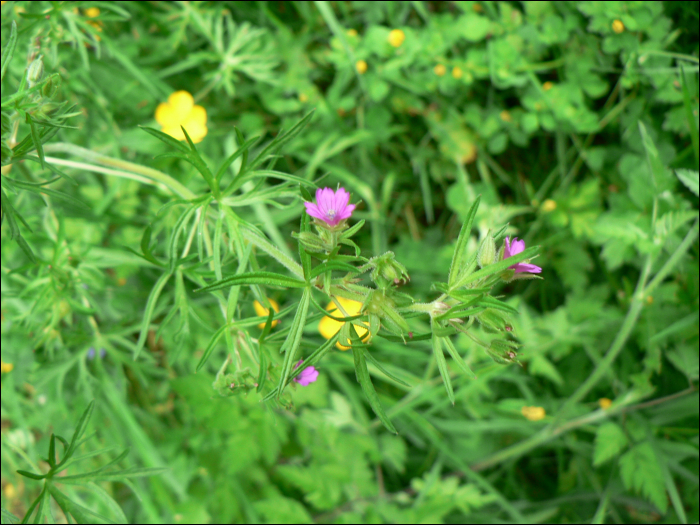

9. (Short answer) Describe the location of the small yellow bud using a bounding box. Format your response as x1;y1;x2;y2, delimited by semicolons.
452;66;463;79
542;199;557;212
521;406;546;421
500;110;512;122
85;7;100;18
612;20;624;34
388;29;405;48
346;28;358;37
434;64;447;76
4;483;16;498
253;299;280;329
543;81;554;91
355;60;368;74
1;360;14;373
598;398;613;410
298;93;308;103
646;295;653;305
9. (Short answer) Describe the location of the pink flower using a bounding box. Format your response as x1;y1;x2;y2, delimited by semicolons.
293;359;319;386
504;237;542;274
304;187;356;226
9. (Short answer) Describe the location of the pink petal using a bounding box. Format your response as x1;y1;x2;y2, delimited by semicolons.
304;202;325;220
337;203;356;220
335;188;350;212
510;238;526;255
513;263;542;274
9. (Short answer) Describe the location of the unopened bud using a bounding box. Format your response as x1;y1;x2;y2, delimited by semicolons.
42;73;60;98
26;55;44;88
293;231;329;253
487;339;520;364
477;233;496;268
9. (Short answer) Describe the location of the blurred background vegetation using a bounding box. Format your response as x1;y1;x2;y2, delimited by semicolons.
1;1;698;523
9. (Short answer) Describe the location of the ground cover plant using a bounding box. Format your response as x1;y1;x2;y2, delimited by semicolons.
1;1;698;523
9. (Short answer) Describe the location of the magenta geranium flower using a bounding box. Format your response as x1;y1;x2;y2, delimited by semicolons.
504;237;542;274
293;359;319;386
304;187;356;226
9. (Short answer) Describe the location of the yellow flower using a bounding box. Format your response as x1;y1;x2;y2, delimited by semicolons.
612;20;624;34
452;66;463;79
500;110;512;122
598;398;613;410
319;297;370;350
542;199;557;212
155;91;208;144
1;360;14;373
85;7;100;18
542;81;554;91
388;29;405;48
521;406;546;421
253;299;280;330
356;60;368;74
346;28;358;37
434;64;447;77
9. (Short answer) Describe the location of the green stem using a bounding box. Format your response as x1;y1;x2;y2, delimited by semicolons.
43;143;194;199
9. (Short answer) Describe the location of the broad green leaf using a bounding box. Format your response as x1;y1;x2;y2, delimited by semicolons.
448;196;480;287
593;422;628;466
195;272;307;293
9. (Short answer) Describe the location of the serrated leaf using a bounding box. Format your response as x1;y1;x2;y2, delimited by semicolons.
619;442;668;513
593;422;628;466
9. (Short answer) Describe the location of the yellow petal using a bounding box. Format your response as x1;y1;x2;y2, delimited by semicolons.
187;105;207;126
319;297;370;350
182;121;207;143
521;406;546;421
155;102;179;127
254;299;279;329
168;90;194;115
161;125;186;141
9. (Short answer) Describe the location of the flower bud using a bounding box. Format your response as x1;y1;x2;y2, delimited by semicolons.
486;339;520;364
477;233;496;268
42;73;60;98
26;55;44;88
475;308;511;333
368;252;410;289
293;231;329;253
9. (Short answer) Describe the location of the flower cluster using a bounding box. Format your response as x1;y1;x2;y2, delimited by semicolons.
155;91;208;144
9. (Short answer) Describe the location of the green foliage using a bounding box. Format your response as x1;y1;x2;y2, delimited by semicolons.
2;1;698;524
